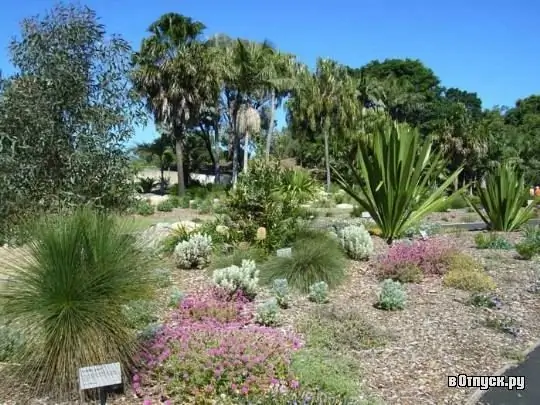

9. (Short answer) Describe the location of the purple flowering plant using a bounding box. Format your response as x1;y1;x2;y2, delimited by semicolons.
375;237;457;282
132;287;303;403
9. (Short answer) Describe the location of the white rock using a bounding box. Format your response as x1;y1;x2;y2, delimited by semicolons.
336;203;354;209
170;221;199;232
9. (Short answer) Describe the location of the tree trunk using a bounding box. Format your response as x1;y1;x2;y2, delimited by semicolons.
265;91;275;160
159;165;165;195
175;136;185;195
243;130;250;174
232;133;239;189
324;131;331;192
214;123;221;184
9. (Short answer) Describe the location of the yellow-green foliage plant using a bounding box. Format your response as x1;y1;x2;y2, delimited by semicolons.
334;120;463;244
442;253;496;292
0;207;156;399
467;162;534;231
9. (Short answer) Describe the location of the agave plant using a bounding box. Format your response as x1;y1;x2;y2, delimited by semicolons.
334;120;462;244
274;168;319;204
467;162;534;231
0;207;156;398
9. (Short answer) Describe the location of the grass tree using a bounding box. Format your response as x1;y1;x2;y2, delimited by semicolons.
335;120;462;244
0;208;156;398
236;104;261;173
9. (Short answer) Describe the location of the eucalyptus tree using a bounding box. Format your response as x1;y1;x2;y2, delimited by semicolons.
132;13;220;195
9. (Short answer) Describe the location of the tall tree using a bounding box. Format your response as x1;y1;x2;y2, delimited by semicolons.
132;13;220;195
135;134;175;194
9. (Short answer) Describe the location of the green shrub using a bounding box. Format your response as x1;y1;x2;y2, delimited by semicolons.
474;233;513;250
210;245;268;270
448;193;470;209
156;199;174;212
167;196;181;208
337;224;374;260
272;279;291;309
468;293;501;308
135;199;155;216
296;307;387;351
0;208;155;397
443;254;496;292
138;176;157;193
254;298;280;326
466;162;534;231
515;241;538;260
260;231;346;293
212;259;259;299
197;199;214;214
122;300;159;330
375;279;406;310
274;167;320;204
309;281;329;304
291;349;361;399
350;205;363;218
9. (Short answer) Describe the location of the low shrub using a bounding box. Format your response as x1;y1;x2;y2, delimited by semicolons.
122;300;159;331
375;238;455;282
375;279;406;310
442;253;496;292
255;298;280;326
212;259;259;299
156;199;174;212
468;293;502;309
515;241;538;260
296;307;387;351
133;290;302;403
290;349;360;399
173;233;212;269
138;177;157;193
167;196;181;208
135;199;155;216
474;233;513;250
272;279;291;309
260;230;346;293
210;245;268;270
0;322;25;362
337;225;373;260
168;288;184;308
308;282;329;304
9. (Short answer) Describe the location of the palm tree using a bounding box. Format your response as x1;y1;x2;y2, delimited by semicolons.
132;13;220;195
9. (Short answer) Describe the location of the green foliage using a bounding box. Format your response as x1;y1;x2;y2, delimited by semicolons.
210;245;268;270
309;282;329;304
224;158;305;252
468;293;501;308
168;288;184;308
467;162;534;231
515;241;538;260
291;349;361;399
272;279;291;309
474;233;513;249
442;253;496;292
0;4;144;241
260;230;346;293
0;322;25;362
161;225;192;254
167;196;181;208
152;268;172;288
0;208;155;397
138;177;158;193
335;120;462;244
274;168;320;203
296;307;387;351
375;279;406;310
122;300;159;330
254;298;280;326
134;199;155;216
156;199;174;212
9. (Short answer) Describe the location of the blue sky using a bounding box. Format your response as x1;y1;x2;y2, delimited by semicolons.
1;0;539;146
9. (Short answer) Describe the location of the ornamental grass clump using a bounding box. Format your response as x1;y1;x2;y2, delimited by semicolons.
0;207;156;399
375;238;456;283
132;290;303;403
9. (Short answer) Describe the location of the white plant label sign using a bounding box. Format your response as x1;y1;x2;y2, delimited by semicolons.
419;230;428;240
276;247;292;257
361;211;371;218
79;362;122;390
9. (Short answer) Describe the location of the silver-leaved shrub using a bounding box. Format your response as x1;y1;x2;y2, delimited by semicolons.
173;233;212;269
338;225;374;260
212;259;259;299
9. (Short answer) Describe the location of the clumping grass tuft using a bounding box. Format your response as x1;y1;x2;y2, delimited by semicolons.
0;207;156;399
259;230;346;293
